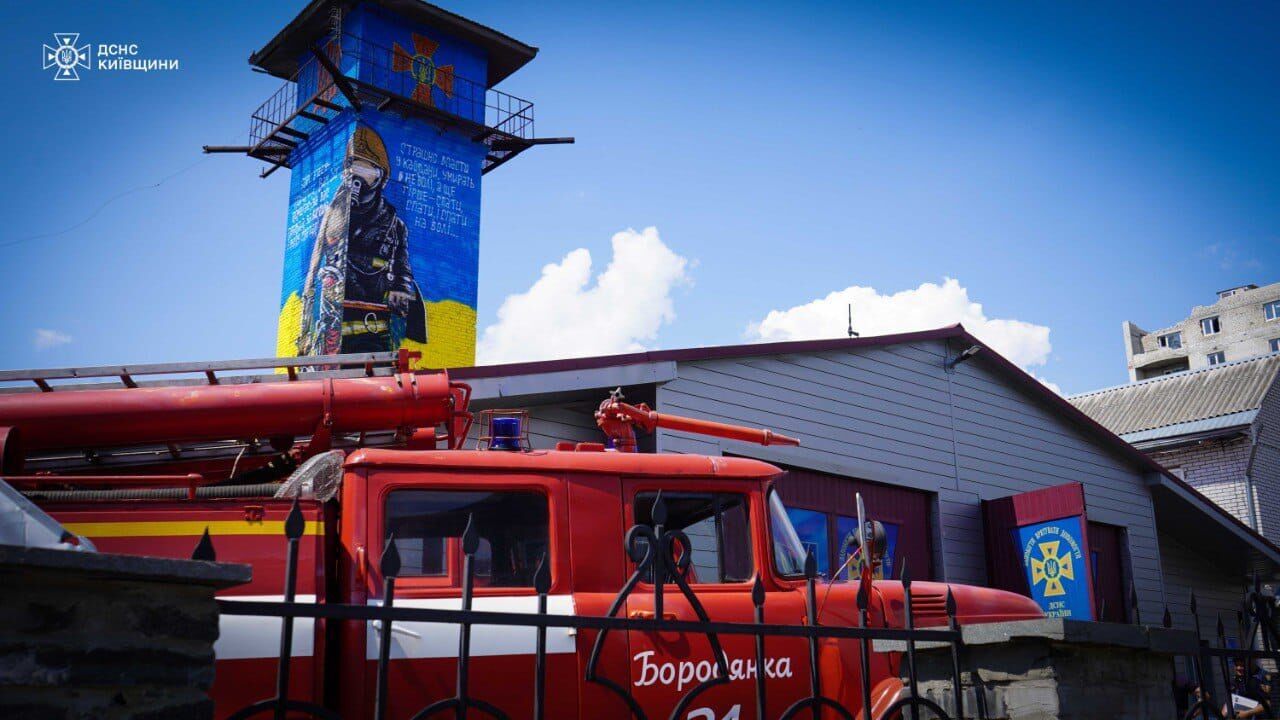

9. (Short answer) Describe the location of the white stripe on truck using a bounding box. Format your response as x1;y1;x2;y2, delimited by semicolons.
215;595;317;661
365;595;578;660
213;595;578;662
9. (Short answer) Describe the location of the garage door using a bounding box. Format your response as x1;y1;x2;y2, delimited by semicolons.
774;465;934;581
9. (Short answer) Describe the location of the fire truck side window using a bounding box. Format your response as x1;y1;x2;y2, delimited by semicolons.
385;490;549;586
633;492;752;583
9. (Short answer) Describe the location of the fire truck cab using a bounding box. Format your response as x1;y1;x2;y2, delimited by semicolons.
1;359;1043;719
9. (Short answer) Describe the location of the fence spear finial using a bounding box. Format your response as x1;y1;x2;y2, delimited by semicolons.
534;552;551;595
192;526;216;561
380;533;401;579
751;575;766;609
1130;582;1141;625
284;497;305;540
462;513;479;555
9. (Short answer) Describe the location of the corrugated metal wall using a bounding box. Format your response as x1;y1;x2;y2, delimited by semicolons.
654;338;1168;624
465;401;602;449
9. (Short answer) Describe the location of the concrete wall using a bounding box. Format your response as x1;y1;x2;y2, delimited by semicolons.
902;619;1195;720
651;339;1168;624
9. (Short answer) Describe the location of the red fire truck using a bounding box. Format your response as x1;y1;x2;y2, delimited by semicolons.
0;352;1041;719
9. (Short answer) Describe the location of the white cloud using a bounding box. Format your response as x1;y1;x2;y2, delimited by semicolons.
1031;373;1063;395
33;328;72;350
477;227;691;364
746;278;1054;371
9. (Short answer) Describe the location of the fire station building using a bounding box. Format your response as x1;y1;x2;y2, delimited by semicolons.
453;324;1280;634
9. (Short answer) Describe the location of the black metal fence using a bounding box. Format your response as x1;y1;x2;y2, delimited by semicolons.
248;31;534;154
1169;576;1280;720
198;493;983;720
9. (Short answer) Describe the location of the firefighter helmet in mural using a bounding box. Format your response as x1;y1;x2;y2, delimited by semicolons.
297;123;427;358
346;125;391;186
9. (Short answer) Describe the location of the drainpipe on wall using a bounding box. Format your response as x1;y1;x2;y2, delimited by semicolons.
939;341;967;584
1245;423;1263;533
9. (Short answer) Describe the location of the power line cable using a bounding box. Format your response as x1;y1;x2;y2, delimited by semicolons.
0;156;212;251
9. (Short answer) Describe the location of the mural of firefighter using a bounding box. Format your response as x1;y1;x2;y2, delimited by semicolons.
276;10;489;370
297;124;427;356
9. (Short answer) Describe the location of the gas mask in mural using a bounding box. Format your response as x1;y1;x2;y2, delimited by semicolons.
298;124;428;356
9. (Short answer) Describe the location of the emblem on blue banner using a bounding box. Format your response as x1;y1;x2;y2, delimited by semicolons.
1015;516;1093;620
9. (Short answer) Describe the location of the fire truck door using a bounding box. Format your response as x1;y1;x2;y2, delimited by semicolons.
621;482;804;720
364;472;577;719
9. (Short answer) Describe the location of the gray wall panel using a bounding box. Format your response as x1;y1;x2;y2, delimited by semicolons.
653;341;1167;619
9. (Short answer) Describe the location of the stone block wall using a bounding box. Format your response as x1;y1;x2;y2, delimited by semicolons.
885;618;1198;720
0;545;248;720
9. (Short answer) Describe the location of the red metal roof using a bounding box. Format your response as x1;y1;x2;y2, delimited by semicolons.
449;324;1280;569
251;0;538;86
449;326;965;380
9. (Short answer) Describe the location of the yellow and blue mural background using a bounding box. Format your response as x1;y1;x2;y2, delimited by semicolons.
275;3;487;369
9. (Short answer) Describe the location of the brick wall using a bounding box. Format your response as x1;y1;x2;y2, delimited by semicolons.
1250;370;1280;538
1149;435;1257;530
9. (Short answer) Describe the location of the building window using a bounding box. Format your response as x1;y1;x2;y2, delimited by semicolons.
1157;332;1183;349
1266;300;1280;321
1271;337;1280;354
1201;316;1221;335
1207;351;1226;366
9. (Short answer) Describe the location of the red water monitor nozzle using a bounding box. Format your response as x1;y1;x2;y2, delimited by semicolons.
594;388;801;453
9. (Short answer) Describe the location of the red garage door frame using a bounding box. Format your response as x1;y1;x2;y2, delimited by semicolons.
981;482;1131;622
772;463;935;581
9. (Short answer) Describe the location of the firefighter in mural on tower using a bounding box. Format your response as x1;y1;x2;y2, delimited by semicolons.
298;124;427;356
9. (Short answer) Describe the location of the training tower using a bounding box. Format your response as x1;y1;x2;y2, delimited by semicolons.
207;0;569;369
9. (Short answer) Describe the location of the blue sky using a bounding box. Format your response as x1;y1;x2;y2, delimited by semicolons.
1;1;1277;395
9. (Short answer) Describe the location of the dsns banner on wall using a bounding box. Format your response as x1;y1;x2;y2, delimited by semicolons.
1015;516;1093;620
276;8;486;369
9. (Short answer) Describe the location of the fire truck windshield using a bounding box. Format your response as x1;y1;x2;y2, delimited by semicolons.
767;489;808;577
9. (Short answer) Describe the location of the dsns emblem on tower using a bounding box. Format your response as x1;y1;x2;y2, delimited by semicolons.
43;33;90;81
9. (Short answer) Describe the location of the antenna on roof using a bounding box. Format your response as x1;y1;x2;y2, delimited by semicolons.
847;304;859;338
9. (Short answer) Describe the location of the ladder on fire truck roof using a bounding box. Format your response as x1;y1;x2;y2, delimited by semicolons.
0;352;429;474
0;351;412;395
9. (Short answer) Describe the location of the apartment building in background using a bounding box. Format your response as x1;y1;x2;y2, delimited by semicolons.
1122;281;1280;381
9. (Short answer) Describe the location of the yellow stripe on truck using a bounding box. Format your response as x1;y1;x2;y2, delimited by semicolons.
61;520;324;538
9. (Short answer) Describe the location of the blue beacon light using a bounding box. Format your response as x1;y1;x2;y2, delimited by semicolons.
490;416;523;451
